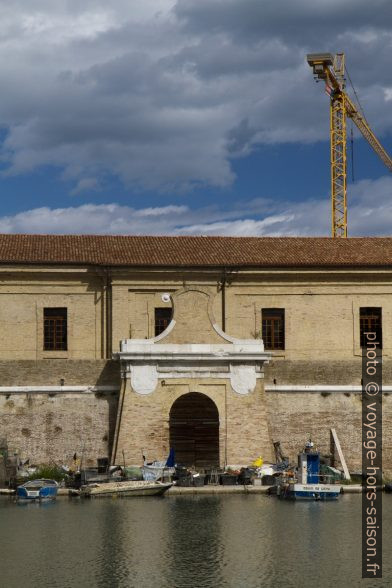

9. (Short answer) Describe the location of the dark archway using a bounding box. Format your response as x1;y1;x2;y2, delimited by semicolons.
169;392;219;468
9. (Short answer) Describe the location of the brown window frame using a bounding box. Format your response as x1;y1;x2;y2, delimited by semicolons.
262;308;285;350
360;307;382;349
44;307;68;351
155;307;172;337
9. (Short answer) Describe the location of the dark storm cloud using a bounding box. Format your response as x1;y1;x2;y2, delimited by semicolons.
0;0;390;193
175;0;392;44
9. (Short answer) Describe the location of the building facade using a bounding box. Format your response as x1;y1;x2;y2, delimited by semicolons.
0;234;391;474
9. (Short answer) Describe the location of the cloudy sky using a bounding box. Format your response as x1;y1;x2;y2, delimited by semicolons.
0;0;391;236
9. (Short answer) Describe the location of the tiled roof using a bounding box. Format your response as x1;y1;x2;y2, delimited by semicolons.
0;234;391;267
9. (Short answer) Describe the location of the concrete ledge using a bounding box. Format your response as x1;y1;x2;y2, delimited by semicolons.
167;485;273;495
341;485;384;493
0;385;119;394
266;385;392;393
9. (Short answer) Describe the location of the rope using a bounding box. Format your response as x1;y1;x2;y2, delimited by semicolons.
345;65;366;120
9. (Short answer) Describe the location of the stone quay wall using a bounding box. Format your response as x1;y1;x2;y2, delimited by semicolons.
265;360;391;477
1;358;391;477
0;360;120;466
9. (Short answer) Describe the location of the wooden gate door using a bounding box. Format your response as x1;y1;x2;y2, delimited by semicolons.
169;392;219;469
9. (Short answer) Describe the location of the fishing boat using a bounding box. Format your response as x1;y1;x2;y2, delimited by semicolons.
16;479;58;501
277;441;341;500
80;480;172;497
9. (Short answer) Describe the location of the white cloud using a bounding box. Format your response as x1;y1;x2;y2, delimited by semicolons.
70;177;100;195
0;0;390;193
0;175;391;236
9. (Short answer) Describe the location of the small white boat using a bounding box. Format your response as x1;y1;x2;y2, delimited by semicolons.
80;480;172;497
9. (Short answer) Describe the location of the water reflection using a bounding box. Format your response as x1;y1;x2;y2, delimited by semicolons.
165;496;224;588
0;494;391;588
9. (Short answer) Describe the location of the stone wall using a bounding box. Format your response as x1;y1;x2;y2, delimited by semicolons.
0;359;121;386
264;359;392;386
0;360;120;466
0;270;104;360
0;391;118;466
264;359;392;477
1;264;392;474
115;378;274;467
266;391;391;476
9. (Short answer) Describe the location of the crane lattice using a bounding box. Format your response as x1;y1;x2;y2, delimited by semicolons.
307;52;392;238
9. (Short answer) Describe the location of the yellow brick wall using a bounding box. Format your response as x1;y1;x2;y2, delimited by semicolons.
1;266;390;362
115;378;274;467
1;264;391;473
0;271;103;359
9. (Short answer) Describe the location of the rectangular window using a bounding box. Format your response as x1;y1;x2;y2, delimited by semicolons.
155;307;172;336
44;308;67;351
262;308;285;350
360;307;382;348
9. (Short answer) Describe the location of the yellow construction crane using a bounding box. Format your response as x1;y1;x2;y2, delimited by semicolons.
307;52;392;237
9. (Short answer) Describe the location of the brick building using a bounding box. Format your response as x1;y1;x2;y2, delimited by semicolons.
0;234;390;473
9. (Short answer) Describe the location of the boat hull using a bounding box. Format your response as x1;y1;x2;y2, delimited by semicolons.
80;480;172;497
16;479;58;501
278;483;341;500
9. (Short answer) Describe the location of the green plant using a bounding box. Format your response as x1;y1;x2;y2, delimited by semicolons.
27;464;66;482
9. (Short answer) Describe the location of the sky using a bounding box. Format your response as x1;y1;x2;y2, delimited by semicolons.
0;0;391;236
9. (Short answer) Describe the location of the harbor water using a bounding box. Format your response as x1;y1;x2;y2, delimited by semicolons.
0;494;390;588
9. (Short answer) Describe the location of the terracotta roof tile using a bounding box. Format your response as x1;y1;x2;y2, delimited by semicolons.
0;234;391;267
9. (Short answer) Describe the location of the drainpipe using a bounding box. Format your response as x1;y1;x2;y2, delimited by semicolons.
110;372;127;465
105;268;112;359
220;267;227;332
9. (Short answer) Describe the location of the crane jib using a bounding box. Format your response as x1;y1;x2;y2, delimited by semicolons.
307;52;392;237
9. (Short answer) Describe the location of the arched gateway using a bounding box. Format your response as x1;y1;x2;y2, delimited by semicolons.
112;287;273;467
169;393;219;468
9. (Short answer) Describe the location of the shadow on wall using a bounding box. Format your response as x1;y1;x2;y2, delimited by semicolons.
96;360;122;387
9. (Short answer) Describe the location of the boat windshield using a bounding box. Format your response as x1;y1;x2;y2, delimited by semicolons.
23;479;57;488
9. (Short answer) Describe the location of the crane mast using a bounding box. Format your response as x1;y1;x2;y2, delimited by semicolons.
307;52;392;238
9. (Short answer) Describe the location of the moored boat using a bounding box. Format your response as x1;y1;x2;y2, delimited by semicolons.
277;481;341;500
80;480;172;497
277;441;341;500
16;479;58;501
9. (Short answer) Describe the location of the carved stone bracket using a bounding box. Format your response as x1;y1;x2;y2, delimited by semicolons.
130;365;158;395
230;365;257;395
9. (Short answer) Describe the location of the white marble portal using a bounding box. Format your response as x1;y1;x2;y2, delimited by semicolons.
114;287;271;396
116;340;270;395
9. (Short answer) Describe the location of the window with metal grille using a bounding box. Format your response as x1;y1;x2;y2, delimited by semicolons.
360;307;382;348
155;307;172;336
262;308;285;350
44;308;67;351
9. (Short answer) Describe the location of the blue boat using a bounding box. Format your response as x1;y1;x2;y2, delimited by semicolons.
16;479;58;501
277;441;341;500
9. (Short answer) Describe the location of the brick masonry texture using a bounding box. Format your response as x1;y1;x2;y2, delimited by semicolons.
0;245;392;476
266;392;391;475
115;379;274;467
0;392;118;466
264;360;392;475
0;360;121;386
0;361;121;465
